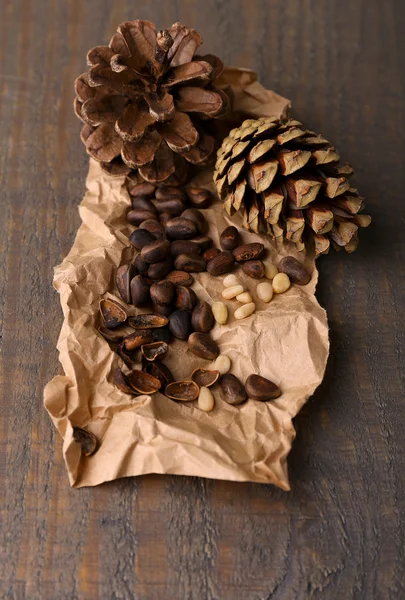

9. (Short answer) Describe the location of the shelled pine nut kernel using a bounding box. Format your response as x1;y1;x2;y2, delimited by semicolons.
212;354;231;375
236;291;253;303
264;262;278;280
222;285;244;300
256;282;273;303
212;301;228;325
223;274;242;288
272;273;291;294
234;302;255;320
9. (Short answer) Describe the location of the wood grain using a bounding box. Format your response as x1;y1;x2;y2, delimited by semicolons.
0;0;404;598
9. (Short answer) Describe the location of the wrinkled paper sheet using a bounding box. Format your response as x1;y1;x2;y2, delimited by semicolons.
44;69;329;490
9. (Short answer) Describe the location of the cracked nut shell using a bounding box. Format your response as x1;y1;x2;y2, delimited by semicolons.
141;341;169;362
72;427;98;456
144;362;174;389
191;368;220;388
99;298;127;329
165;380;200;402
128;314;169;329
128;370;162;394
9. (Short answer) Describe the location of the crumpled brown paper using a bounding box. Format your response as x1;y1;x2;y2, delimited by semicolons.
44;69;329;490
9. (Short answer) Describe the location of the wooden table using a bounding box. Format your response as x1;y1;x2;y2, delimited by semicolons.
1;1;404;598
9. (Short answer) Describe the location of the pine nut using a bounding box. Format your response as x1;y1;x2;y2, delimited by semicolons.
223;274;242;288
212;301;228;325
236;291;253;303
212;354;231;375
256;282;273;303
198;386;215;412
272;273;291;294
234;302;255;320
222;285;244;299
264;262;278;280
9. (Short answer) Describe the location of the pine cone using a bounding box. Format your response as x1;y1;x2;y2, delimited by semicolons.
214;117;371;254
75;20;228;182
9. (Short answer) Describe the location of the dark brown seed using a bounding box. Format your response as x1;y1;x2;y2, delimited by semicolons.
116;263;138;304
122;330;152;351
242;260;265;279
192;235;213;250
72;427;98;456
191;368;220;388
141;341;169;362
113;367;133;394
128;370;161;394
152;197;185;216
99;298;127;329
191;301;214;333
165;380;199;402
144;362;174;389
169;310;192;340
147;256;173;280
206;251;235;276
98;326;126;343
155;186;186;202
128;181;156;198
170;240;201;257
220;374;247;406
245;374;281;401
188;332;219;360
134;253;149;274
128;314;169;329
159;212;172;227
220;226;239;251
129;229;155;250
141;239;171;264
181;208;207;234
278;256;311;285
165;217;198;240
203;247;220;261
186;187;213;208
174;253;206;273
151;326;172;344
165;270;194;287
139;219;166;239
175;286;198;311
130;275;150;306
127;209;157;226
150;280;175;305
131;196;157;211
152;303;174;317
233;243;264;262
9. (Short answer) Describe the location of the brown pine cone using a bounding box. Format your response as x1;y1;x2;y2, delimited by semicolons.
75;20;228;182
214;117;371;254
